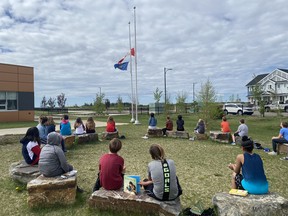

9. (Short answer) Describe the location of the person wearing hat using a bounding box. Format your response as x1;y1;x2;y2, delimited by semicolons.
39;132;73;177
228;136;269;194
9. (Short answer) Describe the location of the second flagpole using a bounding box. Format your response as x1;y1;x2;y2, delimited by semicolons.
128;21;135;123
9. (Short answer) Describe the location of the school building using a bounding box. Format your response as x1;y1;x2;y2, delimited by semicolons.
0;63;34;122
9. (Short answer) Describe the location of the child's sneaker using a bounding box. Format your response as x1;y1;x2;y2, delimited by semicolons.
231;142;236;146
280;157;288;161
268;151;277;156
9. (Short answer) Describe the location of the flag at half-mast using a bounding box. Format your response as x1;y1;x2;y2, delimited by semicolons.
114;48;135;71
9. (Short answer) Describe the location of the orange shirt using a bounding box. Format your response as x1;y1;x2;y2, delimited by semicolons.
221;121;231;132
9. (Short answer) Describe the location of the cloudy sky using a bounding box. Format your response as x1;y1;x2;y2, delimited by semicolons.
0;0;287;106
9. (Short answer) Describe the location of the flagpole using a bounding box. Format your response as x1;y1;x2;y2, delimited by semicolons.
129;21;135;123
133;6;141;125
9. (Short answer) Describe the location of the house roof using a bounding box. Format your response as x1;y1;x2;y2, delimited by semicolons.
278;68;288;73
246;74;269;86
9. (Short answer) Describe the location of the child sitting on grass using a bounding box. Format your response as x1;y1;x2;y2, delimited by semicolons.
92;138;125;191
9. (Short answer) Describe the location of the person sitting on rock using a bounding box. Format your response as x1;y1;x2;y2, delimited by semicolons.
139;144;182;201
106;116;117;132
36;115;48;144
60;114;72;136
231;119;248;145
269;121;288;156
20;127;41;165
162;115;173;135
74;117;86;135
93;138;125;191
221;116;231;133
194;119;205;134
86;117;96;133
176;115;184;131
148;112;157;129
228;136;269;194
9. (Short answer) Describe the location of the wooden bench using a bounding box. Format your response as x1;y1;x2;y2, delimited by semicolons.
27;173;77;208
77;133;99;144
88;189;181;216
102;131;119;140
147;128;163;137
63;135;75;149
210;131;232;143
166;131;189;139
277;143;288;155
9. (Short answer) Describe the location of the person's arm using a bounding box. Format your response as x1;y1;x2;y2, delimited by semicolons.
272;129;283;139
56;148;73;173
228;154;243;174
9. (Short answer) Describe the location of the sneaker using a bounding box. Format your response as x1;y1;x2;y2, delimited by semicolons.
280;157;288;161
231;142;236;146
268;151;277;156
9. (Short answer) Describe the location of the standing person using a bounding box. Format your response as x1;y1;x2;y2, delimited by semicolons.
86;117;96;133
37;116;48;144
162;116;173;135
60;114;72;136
106;116;116;132
176;115;184;131
139;144;182;201
231;119;248;145
74;117;85;135
228;137;269;194
92;138;125;191
194;119;205;134
221;116;231;133
20;127;41;165
269;122;288;156
148;113;157;129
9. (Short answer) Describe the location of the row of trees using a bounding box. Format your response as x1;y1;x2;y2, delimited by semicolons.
40;93;67;109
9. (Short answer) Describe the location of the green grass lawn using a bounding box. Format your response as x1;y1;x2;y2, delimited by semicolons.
0;113;287;215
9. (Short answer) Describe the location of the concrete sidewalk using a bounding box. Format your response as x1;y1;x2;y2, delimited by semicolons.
0;121;129;136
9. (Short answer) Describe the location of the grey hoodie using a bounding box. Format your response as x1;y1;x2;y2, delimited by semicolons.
39;132;73;177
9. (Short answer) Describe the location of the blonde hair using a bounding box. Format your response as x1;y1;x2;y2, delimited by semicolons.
149;144;166;161
47;116;55;125
107;116;114;122
86;117;95;130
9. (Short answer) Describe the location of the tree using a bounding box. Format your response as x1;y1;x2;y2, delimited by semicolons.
47;97;56;109
57;93;67;109
153;87;163;103
40;96;47;108
175;91;188;113
252;84;265;117
94;93;105;115
229;94;235;102
116;95;124;113
105;99;111;111
197;79;220;123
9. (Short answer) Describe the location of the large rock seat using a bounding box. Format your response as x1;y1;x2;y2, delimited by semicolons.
147;128;163;138
212;192;288;216
63;135;75;149
0;134;24;145
77;133;99;144
9;161;40;184
88;189;181;216
194;133;208;140
102;131;119;140
166;131;189;139
278;143;288;155
210;131;232;143
27;173;77;208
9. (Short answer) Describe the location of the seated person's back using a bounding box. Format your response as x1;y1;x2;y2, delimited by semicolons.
176;115;184;131
86;117;96;133
60;114;72;136
106;116;116;132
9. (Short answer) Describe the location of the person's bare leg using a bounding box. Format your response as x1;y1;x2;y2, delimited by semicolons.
231;172;237;189
232;134;235;143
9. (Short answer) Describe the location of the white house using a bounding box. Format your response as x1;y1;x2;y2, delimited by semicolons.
246;68;288;104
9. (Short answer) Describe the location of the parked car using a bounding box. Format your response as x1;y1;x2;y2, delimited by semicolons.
264;101;288;112
223;103;254;115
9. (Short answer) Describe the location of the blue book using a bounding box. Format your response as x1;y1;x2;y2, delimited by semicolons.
123;175;141;194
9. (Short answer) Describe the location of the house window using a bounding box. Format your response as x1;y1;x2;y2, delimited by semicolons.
0;92;18;110
278;84;280;88
269;85;272;89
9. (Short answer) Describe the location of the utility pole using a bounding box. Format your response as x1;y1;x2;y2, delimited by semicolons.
192;82;196;102
164;67;172;105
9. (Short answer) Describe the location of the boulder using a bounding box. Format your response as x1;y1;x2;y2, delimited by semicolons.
102;131;119;140
210;131;232;143
27;174;77;208
278;143;288;154
88;189;182;216
166;131;189;139
63;135;75;149
0;134;24;145
194;133;208;140
147;129;163;138
212;192;288;216
9;161;41;184
77;133;99;144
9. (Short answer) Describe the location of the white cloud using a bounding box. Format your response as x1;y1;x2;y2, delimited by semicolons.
0;0;287;106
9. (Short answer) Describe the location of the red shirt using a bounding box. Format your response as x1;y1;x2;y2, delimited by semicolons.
166;120;173;131
99;153;124;190
221;121;231;132
106;121;116;132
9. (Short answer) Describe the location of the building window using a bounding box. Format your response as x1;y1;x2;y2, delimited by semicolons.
269;85;272;89
278;84;280;88
0;92;18;110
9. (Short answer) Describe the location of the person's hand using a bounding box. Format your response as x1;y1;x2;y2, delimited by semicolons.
139;180;152;186
122;166;126;173
228;163;235;170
